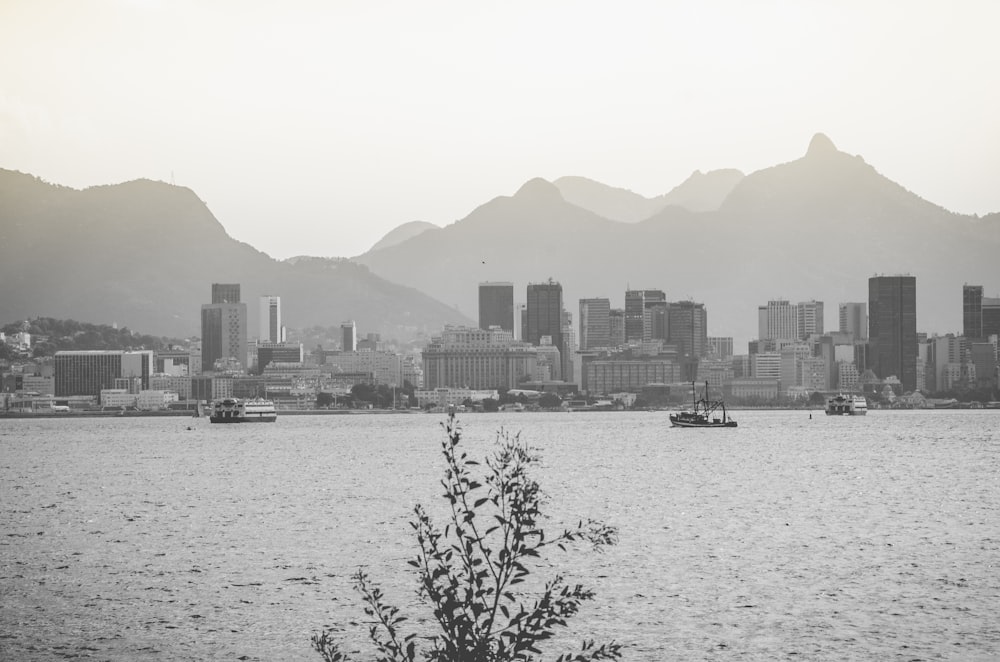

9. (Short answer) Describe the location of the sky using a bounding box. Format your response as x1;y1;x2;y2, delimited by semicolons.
3;1;999;260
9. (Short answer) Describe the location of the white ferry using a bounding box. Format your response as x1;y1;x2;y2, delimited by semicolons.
209;398;277;423
825;394;868;416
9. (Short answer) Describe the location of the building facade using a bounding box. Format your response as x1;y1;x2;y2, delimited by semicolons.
259;295;282;343
478;282;515;333
201;283;247;373
758;299;798;341
55;350;154;397
869;275;918;392
526;280;563;351
422;326;538;390
839;302;868;341
579;298;611;350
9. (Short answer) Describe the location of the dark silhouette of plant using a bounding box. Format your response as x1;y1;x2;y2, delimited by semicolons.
312;413;621;662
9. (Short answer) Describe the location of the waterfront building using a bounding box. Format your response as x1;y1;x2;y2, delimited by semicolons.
869;275;918;392
526;280;563;351
579;298;611;350
422;325;537;390
259;295;283;343
341;321;357;352
751;351;781;383
190;375;233;402
415;387;499;409
724;378;779;401
970;341;998;389
837;361;860;391
401;355;424;388
758;299;798;341
55;350;154;397
780;343;813;391
149;374;192;400
925;334;966;393
325;350;403;386
201;283;247;373
155;349;191;376
582;354;680;396
479;282;515;333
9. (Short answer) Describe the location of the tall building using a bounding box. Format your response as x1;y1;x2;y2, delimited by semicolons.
341;320;357;352
609;309;626;347
526;280;563;351
797;300;824;339
625;289;665;342
667;300;707;359
259;295;282;343
579;298;611;350
708;337;734;359
55;350;154;397
985;297;1000;339
758;300;798;341
839;302;868;340
963;285;983;339
201;284;247;373
479;282;515;332
869;275;917;392
212;283;241;304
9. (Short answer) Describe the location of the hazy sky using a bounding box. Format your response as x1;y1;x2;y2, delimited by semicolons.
3;1;999;260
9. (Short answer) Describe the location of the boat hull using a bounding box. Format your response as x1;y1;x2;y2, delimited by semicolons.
209;414;277;423
669;414;737;428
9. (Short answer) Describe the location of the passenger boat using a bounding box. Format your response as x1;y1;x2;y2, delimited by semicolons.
824;394;868;416
209;397;277;423
670;381;737;428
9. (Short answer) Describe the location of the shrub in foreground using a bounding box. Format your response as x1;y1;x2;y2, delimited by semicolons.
313;413;621;662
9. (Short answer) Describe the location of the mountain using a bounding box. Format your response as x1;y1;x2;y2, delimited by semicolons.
365;220;440;254
0;170;471;340
553;169;744;222
354;134;999;347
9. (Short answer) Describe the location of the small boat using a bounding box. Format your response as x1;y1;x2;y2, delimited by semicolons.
209;397;277;423
670;381;737;428
825;394;868;416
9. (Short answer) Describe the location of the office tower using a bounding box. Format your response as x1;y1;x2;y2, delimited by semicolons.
963;285;983;339
797;300;824;339
201;284;248;372
667;301;708;359
625;289;665;342
579;298;611;350
609;309;625;347
212;283;241;304
758;300;798;341
479;282;515;332
515;304;527;341
341;320;357;352
839;302;868;340
984;297;1000;338
54;350;153;396
259;295;282;343
708;337;734;359
526;280;563;351
869;275;917;392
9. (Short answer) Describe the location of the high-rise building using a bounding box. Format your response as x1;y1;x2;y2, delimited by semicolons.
667;300;707;359
869;275;917;392
984;297;1000;339
212;283;241;305
963;285;983;339
55;350;154;397
797;300;824;339
708;337;734;359
341;320;357;352
479;282;515;332
526;280;563;351
201;284;247;373
758;300;798;341
839;302;868;340
609;309;626;347
579;298;611;350
259;295;282;343
625;289;665;342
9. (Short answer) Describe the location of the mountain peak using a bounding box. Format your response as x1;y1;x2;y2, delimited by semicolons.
806;132;838;157
514;177;563;202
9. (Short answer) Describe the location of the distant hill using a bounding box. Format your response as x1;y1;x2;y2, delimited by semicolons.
553;169;744;222
0;170;471;340
365;220;440;254
354;134;999;347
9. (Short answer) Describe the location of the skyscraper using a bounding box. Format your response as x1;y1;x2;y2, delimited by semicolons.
869;275;917;392
758;300;798;341
201;284;247;373
797;300;824;339
625;289;665;342
341;320;357;352
963;285;983;339
579;298;611;350
526;280;563;351
839;302;868;340
478;282;514;332
259;295;282;343
667;300;708;359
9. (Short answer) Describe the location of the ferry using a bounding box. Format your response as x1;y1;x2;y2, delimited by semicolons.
209;398;277;423
825;394;868;416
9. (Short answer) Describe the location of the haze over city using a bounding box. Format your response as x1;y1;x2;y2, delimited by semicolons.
3;0;999;259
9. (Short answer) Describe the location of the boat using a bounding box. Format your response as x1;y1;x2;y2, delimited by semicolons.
669;381;737;428
209;397;277;423
824;393;868;416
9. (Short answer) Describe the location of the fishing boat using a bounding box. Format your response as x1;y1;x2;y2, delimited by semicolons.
824;394;868;416
670;381;737;428
209;397;277;423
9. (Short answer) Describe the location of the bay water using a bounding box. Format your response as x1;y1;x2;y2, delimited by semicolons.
2;410;998;661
